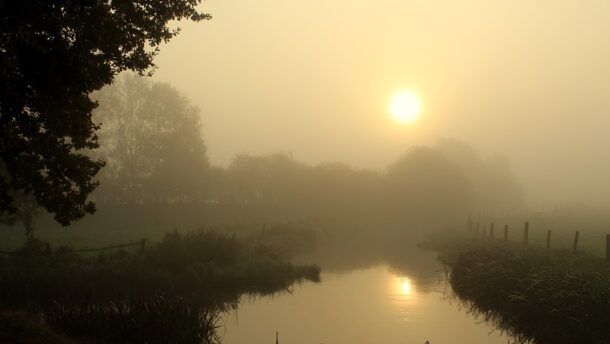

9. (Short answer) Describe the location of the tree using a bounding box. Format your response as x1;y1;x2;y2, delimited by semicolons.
435;139;523;211
92;74;209;204
385;147;474;223
226;154;309;206
0;1;210;225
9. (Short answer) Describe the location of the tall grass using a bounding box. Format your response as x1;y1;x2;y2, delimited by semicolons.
0;311;81;344
0;228;320;343
45;296;221;344
428;233;610;344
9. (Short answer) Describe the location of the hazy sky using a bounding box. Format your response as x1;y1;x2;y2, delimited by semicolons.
153;0;610;207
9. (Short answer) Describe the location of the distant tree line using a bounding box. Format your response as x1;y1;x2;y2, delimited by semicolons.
84;74;523;227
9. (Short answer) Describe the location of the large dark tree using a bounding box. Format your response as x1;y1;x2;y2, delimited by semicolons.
0;1;210;225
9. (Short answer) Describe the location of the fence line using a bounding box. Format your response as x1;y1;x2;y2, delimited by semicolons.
0;238;147;255
607;234;610;264
467;217;610;264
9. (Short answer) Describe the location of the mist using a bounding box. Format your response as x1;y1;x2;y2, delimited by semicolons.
2;1;610;343
151;0;610;208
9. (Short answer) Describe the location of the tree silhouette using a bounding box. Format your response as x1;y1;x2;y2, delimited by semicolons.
92;74;209;205
385;147;473;222
0;1;210;224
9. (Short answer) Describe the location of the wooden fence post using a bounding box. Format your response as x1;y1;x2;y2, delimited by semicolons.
546;230;551;250
504;225;509;241
572;231;579;253
523;221;529;245
490;222;495;239
606;234;610;264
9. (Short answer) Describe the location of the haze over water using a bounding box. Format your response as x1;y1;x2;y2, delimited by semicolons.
223;265;508;344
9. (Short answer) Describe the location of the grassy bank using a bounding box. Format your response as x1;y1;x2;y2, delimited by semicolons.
0;229;320;343
423;231;610;344
0;311;82;344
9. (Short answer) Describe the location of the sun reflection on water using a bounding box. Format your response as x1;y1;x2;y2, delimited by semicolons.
393;276;416;299
400;278;412;296
389;274;419;322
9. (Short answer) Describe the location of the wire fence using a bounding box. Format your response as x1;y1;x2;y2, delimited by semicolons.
0;238;147;256
466;217;610;263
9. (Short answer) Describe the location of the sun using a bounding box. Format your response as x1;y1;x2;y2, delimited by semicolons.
389;90;422;123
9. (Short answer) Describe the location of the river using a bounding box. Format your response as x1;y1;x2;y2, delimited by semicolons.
221;244;511;344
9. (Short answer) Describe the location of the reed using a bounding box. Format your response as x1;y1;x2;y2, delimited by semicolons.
434;238;610;343
0;228;320;343
44;296;221;344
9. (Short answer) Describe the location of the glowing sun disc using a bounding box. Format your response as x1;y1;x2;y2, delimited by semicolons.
389;90;422;123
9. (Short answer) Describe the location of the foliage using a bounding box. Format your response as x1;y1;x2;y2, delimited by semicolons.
0;192;39;236
92;74;210;204
245;223;317;259
435;139;524;210
0;229;319;342
45;297;221;344
0;0;210;225
190;153;384;222
200;144;522;226
433;238;610;344
19;142;524;234
0;230;319;306
0;311;81;344
385;147;474;223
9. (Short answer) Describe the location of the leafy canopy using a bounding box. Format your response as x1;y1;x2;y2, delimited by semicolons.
0;1;210;225
92;74;210;204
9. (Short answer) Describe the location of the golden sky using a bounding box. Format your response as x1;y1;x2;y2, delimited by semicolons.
153;0;610;206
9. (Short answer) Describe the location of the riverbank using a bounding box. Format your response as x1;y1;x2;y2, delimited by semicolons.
0;311;83;344
0;228;320;343
422;231;610;343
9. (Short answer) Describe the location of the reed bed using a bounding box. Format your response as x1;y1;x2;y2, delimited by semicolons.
45;296;221;344
430;235;610;344
0;229;320;343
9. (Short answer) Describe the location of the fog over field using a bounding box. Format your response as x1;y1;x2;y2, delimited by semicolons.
153;0;610;207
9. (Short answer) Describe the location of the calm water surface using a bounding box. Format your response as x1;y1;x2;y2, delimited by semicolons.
222;263;510;343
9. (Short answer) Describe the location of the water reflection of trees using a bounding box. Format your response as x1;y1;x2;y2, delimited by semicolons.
300;228;443;291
